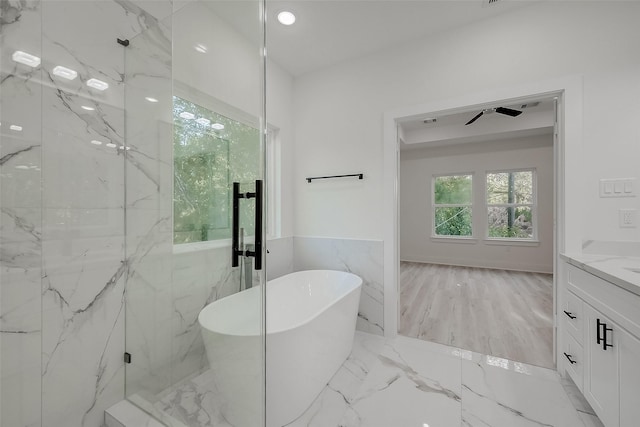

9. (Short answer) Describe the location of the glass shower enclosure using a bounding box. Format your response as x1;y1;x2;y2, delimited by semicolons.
123;1;267;426
0;0;267;426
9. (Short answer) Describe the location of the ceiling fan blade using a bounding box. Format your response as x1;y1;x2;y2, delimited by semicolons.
465;111;484;125
495;107;523;117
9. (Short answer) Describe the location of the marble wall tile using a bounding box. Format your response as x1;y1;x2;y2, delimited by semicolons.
266;236;294;280
123;8;175;401
1;1;43;426
293;237;384;336
34;0;136;423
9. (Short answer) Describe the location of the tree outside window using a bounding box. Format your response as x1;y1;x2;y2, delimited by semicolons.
486;170;535;239
433;174;473;237
173;96;260;244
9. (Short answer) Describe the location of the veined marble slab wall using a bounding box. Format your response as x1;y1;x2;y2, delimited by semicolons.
1;0;173;425
293;237;384;336
127;235;292;408
122;3;175;401
1;1;43;426
266;236;294;280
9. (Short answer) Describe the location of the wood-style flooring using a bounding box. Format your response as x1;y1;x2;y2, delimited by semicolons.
399;261;554;369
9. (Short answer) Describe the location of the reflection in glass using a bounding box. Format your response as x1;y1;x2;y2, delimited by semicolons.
173;96;260;244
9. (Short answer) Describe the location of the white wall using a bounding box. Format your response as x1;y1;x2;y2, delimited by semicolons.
173;2;295;237
293;1;640;243
400;135;554;273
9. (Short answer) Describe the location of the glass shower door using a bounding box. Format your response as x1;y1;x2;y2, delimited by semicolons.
123;1;266;426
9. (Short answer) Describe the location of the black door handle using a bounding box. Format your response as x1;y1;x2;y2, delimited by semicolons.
563;310;577;320
232;182;241;268
253;180;263;270
596;318;614;351
231;180;263;270
563;352;577;365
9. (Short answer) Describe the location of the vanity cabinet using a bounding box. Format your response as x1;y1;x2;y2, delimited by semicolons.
562;263;640;427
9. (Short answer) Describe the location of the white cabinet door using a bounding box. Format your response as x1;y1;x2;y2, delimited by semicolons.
584;303;619;427
619;327;640;427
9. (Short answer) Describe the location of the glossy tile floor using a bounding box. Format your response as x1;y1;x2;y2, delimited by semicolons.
147;331;602;427
399;262;554;368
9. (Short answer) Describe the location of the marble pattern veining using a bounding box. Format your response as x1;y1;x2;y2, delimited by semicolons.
293;237;384;336
1;1;44;426
561;252;640;297
1;0;178;425
128;332;595;427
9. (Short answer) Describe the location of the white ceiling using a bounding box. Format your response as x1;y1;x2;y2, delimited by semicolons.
206;0;535;77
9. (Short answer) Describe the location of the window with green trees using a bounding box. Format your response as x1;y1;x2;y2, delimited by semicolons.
433;174;473;237
486;170;535;239
173;96;260;244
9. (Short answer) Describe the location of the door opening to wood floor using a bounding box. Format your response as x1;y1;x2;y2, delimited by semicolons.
397;95;557;369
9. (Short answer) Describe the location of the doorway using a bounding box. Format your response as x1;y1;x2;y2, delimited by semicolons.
383;79;584;373
397;98;556;367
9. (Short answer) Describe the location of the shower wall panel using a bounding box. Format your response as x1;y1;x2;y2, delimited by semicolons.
0;1;43;426
1;1;173;425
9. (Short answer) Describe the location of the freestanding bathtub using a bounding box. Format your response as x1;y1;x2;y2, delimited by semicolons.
198;270;362;427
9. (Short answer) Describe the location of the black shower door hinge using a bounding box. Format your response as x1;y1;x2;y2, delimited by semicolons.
124;352;132;364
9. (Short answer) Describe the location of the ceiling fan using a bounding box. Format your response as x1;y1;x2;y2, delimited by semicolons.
465;106;522;125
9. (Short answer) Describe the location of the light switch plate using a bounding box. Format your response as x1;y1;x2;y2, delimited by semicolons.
600;178;637;198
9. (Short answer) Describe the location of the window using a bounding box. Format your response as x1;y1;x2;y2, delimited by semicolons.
433;174;473;237
486;170;535;239
173;96;261;244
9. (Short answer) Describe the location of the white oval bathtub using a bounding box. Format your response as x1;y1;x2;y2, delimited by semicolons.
198;270;362;427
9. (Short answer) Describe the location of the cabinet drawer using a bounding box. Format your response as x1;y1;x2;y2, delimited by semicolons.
567;264;640;339
563;290;584;344
563;331;583;391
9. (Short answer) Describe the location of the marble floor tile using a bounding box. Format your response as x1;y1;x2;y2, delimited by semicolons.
461;356;585;427
338;333;462;427
121;331;597;427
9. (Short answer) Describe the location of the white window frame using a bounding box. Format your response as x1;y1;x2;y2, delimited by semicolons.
485;168;538;243
431;172;475;240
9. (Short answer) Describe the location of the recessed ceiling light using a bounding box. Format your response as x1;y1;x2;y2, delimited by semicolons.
196;117;211;126
9;125;23;131
145;97;159;103
211;123;225;130
194;44;208;53
81;105;95;111
90;140;103;145
52;65;78;80
277;11;296;26
15;165;30;170
179;111;195;120
105;143;117;148
86;78;109;91
12;51;41;67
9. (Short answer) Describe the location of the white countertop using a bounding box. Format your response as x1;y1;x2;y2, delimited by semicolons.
561;252;640;298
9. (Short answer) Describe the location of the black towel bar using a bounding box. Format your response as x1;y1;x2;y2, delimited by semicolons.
306;173;363;183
